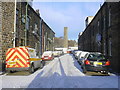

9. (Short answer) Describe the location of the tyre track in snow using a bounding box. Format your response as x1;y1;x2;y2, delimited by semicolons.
58;54;87;88
28;54;87;88
28;55;67;88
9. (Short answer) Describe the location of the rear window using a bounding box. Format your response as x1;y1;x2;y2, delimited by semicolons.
88;54;106;60
43;51;52;56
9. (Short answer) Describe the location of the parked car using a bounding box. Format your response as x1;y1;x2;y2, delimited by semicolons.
41;51;54;61
74;51;82;60
58;51;64;56
80;52;110;74
72;50;79;56
53;51;59;57
77;51;89;63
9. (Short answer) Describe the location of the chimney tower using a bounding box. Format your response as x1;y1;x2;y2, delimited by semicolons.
64;27;68;48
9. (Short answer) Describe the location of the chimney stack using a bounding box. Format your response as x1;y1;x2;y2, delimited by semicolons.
36;9;40;16
64;27;68;48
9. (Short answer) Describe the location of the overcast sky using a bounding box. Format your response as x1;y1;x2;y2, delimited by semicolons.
33;1;104;40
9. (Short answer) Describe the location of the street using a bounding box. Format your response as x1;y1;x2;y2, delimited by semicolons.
1;54;118;89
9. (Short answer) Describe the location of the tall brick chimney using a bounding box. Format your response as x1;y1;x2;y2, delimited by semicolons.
64;27;68;48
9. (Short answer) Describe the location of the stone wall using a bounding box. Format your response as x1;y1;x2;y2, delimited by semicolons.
0;1;2;72
1;2;15;71
16;2;41;57
78;2;120;73
0;1;55;72
42;21;55;52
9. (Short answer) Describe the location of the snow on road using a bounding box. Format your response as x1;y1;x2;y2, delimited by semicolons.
27;54;118;88
1;54;119;89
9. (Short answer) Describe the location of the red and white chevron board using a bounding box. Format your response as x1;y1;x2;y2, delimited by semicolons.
6;47;30;68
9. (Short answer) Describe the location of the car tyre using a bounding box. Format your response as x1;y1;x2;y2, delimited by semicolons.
42;61;45;66
83;67;87;74
29;64;34;74
7;70;14;73
78;61;81;65
40;61;44;69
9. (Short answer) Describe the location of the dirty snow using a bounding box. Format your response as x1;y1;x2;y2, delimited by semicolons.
1;54;119;89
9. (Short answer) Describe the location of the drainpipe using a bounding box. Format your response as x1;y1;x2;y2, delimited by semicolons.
13;0;16;47
40;18;42;56
25;1;28;46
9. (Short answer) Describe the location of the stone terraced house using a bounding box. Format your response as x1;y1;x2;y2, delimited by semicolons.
0;1;55;72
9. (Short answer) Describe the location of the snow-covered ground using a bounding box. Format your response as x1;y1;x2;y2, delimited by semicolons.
1;54;119;89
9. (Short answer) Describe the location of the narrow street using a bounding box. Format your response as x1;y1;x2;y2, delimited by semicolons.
1;54;118;89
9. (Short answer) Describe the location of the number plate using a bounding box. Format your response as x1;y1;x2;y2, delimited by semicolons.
94;62;102;65
44;57;48;59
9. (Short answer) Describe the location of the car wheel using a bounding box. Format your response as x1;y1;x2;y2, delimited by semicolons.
81;66;83;69
40;61;44;69
42;61;45;66
29;64;34;74
83;67;87;74
79;61;81;65
7;70;14;73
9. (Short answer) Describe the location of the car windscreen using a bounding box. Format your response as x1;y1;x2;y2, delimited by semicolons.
88;54;106;61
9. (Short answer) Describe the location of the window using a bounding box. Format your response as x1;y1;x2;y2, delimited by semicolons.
98;20;100;27
88;54;106;60
109;38;112;56
21;39;25;46
108;8;111;27
35;24;38;31
34;24;38;33
22;15;25;24
103;42;106;55
91;27;94;37
26;16;30;30
103;16;106;30
16;9;19;26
